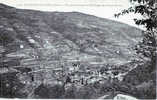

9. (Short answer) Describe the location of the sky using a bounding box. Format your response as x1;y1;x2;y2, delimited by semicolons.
0;0;144;29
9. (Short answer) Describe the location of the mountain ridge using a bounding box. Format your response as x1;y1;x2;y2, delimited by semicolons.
0;3;142;65
0;3;143;30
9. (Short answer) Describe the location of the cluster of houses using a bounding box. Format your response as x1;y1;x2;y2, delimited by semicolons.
46;60;125;86
16;56;127;87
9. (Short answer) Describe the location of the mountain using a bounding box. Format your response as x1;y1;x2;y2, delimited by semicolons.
0;3;142;64
0;3;143;98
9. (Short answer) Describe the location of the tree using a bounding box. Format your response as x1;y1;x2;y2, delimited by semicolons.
114;1;156;99
0;72;26;98
115;0;157;30
115;0;156;66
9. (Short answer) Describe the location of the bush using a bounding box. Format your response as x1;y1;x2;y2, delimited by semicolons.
0;72;26;98
0;29;15;46
64;84;77;98
34;83;64;98
48;84;64;98
76;85;97;99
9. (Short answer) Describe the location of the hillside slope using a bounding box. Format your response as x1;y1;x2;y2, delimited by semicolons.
0;3;143;98
0;3;142;65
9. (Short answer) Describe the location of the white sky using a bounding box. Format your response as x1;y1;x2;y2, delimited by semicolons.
0;0;144;29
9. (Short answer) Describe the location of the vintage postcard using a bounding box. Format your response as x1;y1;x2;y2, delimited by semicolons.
0;0;156;99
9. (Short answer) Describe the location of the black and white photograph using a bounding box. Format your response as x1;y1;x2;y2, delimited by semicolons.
0;0;156;99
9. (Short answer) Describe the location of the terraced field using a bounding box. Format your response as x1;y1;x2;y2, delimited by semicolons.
0;3;145;98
